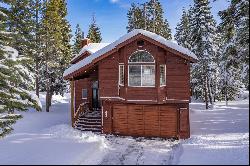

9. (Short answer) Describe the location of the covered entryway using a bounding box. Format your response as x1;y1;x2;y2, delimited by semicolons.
112;104;178;138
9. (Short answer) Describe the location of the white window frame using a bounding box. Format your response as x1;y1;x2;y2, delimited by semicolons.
128;65;155;87
160;65;166;87
82;89;88;99
119;64;124;86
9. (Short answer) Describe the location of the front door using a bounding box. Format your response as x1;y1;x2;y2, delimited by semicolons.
92;81;100;110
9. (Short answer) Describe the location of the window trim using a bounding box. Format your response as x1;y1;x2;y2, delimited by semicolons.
160;65;166;87
82;89;88;99
128;64;156;87
119;64;124;86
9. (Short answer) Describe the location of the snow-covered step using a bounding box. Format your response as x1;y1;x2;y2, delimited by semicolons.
76;127;101;133
74;110;102;133
76;123;102;128
77;121;102;125
78;118;101;122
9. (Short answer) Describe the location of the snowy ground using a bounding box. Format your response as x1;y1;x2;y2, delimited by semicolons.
0;93;249;165
175;100;249;165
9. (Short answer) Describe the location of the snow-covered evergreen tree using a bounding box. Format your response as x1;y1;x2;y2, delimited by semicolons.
145;0;172;39
0;1;41;137
175;8;192;49
189;0;218;109
87;15;102;43
127;3;145;32
7;0;44;99
127;0;172;40
40;0;72;112
217;0;248;104
73;24;83;55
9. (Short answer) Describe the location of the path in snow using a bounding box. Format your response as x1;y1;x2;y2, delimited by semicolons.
100;136;179;165
174;100;249;165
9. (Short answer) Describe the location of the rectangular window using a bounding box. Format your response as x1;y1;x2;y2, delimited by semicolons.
82;89;88;99
142;65;155;86
129;65;155;87
160;65;166;86
129;65;141;86
119;65;124;86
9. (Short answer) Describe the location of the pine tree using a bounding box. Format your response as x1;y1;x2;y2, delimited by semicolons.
217;0;248;104
0;0;41;137
175;8;192;49
40;0;72;112
126;0;172;40
7;0;44;100
30;0;44;98
87;15;102;43
73;24;83;55
189;0;218;109
145;0;172;39
127;3;146;32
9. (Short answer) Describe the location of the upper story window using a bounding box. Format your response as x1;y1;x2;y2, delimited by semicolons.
160;65;166;86
128;50;155;87
128;50;155;63
119;64;124;86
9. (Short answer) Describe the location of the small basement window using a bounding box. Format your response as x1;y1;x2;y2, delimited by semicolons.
160;65;166;86
119;65;124;86
82;89;88;99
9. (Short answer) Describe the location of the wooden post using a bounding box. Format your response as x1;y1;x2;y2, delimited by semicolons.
70;80;75;127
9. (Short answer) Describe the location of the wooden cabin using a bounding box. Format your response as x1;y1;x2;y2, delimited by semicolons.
63;29;197;139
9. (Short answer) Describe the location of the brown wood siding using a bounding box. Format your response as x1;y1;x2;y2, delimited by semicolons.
166;52;190;101
74;68;98;112
112;104;178;138
74;78;89;112
71;35;192;139
99;54;119;98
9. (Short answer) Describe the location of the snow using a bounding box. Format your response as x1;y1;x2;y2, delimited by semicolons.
63;29;198;77
0;93;108;165
174;100;249;165
0;11;7;17
0;92;248;165
71;43;110;62
2;46;18;60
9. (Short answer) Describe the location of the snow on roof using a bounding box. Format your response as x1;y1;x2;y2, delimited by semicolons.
71;43;110;62
64;29;197;78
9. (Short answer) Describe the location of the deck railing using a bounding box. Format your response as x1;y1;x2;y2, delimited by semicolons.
74;102;90;125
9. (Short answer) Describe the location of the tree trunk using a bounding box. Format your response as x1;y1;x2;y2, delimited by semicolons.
225;81;228;106
35;59;39;98
46;90;50;112
207;77;214;108
48;89;52;107
35;0;39;99
204;76;209;110
225;69;229;106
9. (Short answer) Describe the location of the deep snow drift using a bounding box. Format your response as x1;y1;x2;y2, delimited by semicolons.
0;93;249;165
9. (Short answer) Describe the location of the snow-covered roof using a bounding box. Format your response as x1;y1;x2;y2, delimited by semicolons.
64;29;197;78
71;43;110;62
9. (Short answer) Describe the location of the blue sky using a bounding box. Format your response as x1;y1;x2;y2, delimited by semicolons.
66;0;230;43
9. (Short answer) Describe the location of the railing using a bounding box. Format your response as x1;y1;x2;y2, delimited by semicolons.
74;102;90;125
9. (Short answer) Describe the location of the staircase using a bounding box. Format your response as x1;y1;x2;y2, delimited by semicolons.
75;111;102;133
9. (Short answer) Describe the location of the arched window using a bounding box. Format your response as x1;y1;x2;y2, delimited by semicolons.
128;50;155;63
128;50;155;87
